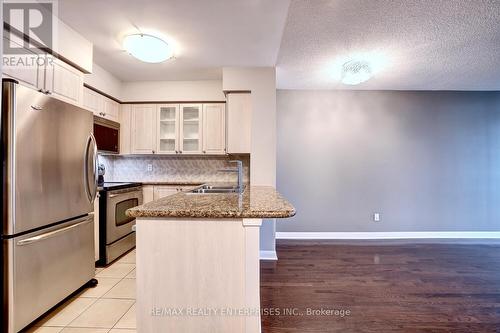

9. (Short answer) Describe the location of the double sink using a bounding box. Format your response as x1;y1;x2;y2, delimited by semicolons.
190;184;245;194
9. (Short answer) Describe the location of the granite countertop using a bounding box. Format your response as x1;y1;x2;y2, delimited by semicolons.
126;186;296;219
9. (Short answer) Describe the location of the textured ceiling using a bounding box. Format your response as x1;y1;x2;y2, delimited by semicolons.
58;0;290;81
277;0;500;90
58;0;500;89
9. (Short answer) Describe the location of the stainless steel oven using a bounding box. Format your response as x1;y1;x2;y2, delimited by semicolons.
97;183;142;265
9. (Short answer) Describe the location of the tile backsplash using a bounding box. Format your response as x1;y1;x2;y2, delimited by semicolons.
98;154;250;184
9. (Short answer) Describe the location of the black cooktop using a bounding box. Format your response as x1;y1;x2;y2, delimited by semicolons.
98;182;142;191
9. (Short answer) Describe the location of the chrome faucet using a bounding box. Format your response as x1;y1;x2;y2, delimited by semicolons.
218;160;243;193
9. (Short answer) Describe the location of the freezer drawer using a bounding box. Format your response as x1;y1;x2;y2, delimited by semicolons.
4;215;95;332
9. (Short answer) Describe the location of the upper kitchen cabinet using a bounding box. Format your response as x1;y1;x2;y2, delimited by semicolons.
44;56;84;106
180;104;203;154
131;104;157;154
2;22;91;107
54;19;93;74
2;35;44;90
202;103;226;154
119;104;132;155
157;104;180;154
122;102;227;155
102;97;119;122
82;87;119;122
82;87;102;114
226;93;251;153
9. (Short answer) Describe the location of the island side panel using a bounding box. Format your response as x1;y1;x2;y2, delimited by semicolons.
136;218;262;333
243;218;263;332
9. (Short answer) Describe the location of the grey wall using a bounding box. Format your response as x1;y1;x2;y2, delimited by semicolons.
277;90;500;232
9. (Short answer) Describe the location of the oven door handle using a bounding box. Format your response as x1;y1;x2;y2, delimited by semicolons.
108;190;142;198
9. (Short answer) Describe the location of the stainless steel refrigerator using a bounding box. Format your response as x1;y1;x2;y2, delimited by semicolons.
1;79;98;332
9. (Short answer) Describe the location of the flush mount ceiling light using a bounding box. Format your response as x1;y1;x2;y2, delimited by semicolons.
341;60;372;85
123;33;174;63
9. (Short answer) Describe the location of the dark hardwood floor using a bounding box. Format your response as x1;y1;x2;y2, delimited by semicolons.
260;240;500;333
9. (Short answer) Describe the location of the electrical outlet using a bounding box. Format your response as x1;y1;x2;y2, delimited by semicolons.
147;164;153;172
373;213;381;222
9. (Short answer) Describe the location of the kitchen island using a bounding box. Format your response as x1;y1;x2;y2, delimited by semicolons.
127;186;295;333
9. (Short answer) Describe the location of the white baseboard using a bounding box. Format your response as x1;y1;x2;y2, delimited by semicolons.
259;250;278;260
276;231;500;240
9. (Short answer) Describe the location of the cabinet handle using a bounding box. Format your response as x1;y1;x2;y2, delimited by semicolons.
179;151;183;154
152;150;155;154
38;89;51;95
203;150;206;154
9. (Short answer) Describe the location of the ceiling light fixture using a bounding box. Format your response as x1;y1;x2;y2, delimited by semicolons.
341;60;372;85
123;33;174;63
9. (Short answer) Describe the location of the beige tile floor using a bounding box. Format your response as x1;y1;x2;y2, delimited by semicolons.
26;249;137;333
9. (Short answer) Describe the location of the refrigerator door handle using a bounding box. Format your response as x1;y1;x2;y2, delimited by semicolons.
89;133;98;202
16;215;93;246
84;133;99;202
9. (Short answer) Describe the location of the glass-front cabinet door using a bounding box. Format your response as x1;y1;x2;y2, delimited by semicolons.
180;104;203;154
157;104;179;154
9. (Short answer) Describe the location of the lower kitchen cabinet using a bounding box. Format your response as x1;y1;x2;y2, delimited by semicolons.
143;185;199;202
142;186;155;204
154;186;178;200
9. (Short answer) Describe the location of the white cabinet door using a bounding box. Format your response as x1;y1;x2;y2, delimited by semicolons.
226;93;251;153
142;185;155;204
180;104;203;154
202;103;226;154
157;104;180;154
120;104;132;155
103;98;119;122
131;104;157;154
2;35;44;91
82;87;103;116
153;186;179;200
45;56;84;106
